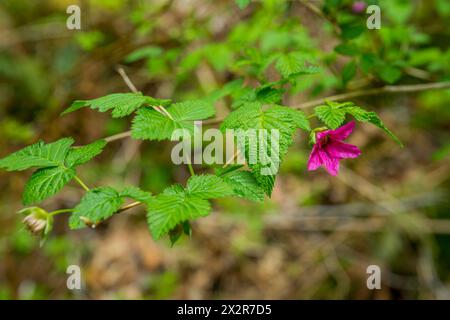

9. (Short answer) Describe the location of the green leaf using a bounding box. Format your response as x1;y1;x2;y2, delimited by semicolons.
377;65;402;84
125;46;163;63
0;138;74;171
344;106;403;146
236;0;251;9
23;166;76;205
221;103;297;196
120;186;153;203
65;139;107;167
146;191;211;240
132;100;215;141
270;105;310;131
314;103;346;129
276;52;318;78
186;174;234;199
216;166;265;202
334;43;360;56
342;60;357;84
340;23;365;40
69;187;124;229
62;93;168;118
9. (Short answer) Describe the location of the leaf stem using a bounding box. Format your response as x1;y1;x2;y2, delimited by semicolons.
116;201;142;213
116;66;139;93
187;163;195;176
50;208;74;216
74;175;90;192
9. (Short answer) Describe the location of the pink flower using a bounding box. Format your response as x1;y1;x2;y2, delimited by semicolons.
307;121;361;176
352;1;367;14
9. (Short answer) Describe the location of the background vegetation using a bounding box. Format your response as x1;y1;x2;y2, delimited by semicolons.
0;0;449;299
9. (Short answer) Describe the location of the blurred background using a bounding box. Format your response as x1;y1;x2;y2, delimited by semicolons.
0;0;449;299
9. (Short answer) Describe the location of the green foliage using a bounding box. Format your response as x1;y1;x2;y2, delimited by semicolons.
314;103;347;130
147;187;211;240
186;174;234;199
0;138;74;171
221;103;299;196
70;187;125;229
0;0;411;245
131;100;215;141
276;52;320;79
70;186;152;229
216;165;265;202
314;102;402;146
65;140;107;167
61;93;171;118
23;166;76;205
0;137;109;205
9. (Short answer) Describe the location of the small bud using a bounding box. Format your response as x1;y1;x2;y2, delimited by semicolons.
19;207;49;235
352;1;367;14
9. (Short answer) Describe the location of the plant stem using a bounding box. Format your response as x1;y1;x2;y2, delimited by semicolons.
295;81;450;109
74;175;90;192
187;163;195;176
116;201;142;213
50;209;74;216
116;66;139;93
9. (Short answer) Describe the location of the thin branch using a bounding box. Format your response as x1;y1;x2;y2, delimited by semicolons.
116;66;139;93
295;81;450;109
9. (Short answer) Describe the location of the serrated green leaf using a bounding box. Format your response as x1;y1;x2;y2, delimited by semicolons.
131;100;215;141
23;166;76;205
186;174;234;199
276;53;304;78
276;52;319;79
344;106;403;146
69;187;124;229
270;105;310;131
221;103;297;196
62;93;162;118
146;192;211;240
217;166;265;202
0;138;74;172
314;104;346;129
65;139;107;167
120;186;153;203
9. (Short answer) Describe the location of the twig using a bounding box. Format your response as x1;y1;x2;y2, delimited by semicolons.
116;66;139;93
295;81;450;109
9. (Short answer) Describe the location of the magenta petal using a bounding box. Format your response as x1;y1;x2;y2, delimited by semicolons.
326;140;361;159
307;145;322;171
329;121;355;141
318;149;340;176
316;130;331;143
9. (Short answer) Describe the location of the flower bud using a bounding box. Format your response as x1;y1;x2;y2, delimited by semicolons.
352;1;367;14
19;207;50;235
